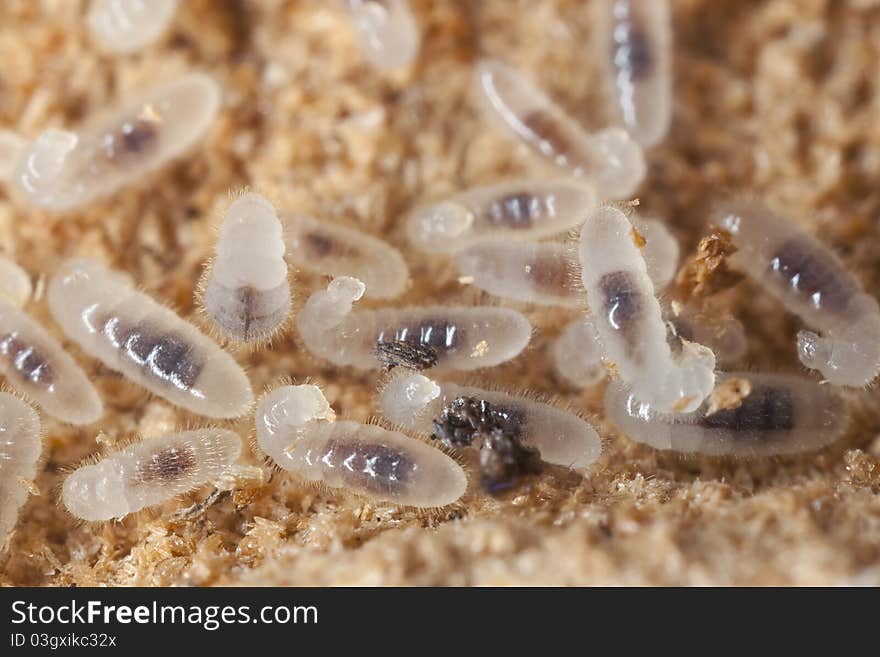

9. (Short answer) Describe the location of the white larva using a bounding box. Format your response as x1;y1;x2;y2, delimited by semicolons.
61;428;243;521
380;372;602;471
297;276;532;372
714;199;880;387
552;317;606;388
48;258;253;418
474;59;645;199
0;301;103;425
255;384;467;507
345;0;420;71
201;192;291;343
0;255;32;308
0;393;41;549
579;205;715;413
604;372;848;457
598;0;673;147
284;213;409;299
407;179;598;255
0;129;25;182
11;73;220;212
636;216;680;290
87;0;179;54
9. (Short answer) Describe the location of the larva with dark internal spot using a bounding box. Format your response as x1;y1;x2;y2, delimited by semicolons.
255;384;467;507
345;0;420;71
200;192;291;344
87;0;179;54
474;59;645;199
11;73;219;212
62;428;243;521
48;258;253;418
284;213;409;299
714;199;880;386
407;179;598;254
297;276;532;372
0;393;41;549
0;255;32;308
380;372;602;471
604;372;848;457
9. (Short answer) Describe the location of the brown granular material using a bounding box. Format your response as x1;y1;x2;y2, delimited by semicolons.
2;0;880;587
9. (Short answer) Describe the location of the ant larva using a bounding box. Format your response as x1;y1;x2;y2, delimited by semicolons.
552;317;606;388
62;428;245;521
474;59;645;199
598;0;673;147
604;372;848;457
87;0;179;54
0;255;33;309
406;178;598;254
0;393;41;549
667;305;748;369
48;258;254;419
9;73;219;212
297;276;532;372
199;192;292;344
284;213;410;299
255;384;467;508
345;0;420;71
714;199;880;387
380;371;602;472
579;205;715;412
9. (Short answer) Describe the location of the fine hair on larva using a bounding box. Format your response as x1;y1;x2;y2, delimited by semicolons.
47;258;254;419
8;72;220;212
199;190;292;345
474;59;646;199
254;383;468;508
345;0;421;71
296;276;532;372
61;428;244;521
0;392;42;550
713;199;880;387
87;0;180;54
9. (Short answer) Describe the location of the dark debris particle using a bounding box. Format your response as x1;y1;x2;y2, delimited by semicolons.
374;340;439;372
479;430;542;494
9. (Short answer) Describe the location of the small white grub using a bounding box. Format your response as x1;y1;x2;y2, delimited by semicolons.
87;0;179;54
474;59;645;199
48;258;253;418
0;130;26;182
0;393;41;549
604;372;848;457
62;428;243;521
634;216;679;290
345;0;420;71
0;255;32;308
255;384;466;507
552;317;607;388
296;276;532;372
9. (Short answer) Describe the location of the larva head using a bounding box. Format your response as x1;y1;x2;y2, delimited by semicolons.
379;371;441;427
15;129;79;205
588;127;646;200
62;458;129;521
408;201;474;248
255;384;335;467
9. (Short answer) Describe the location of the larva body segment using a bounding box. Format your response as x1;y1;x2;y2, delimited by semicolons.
474;59;645;199
380;373;602;471
715;199;880;386
0;129;25;182
87;0;179;54
284;213;409;299
599;0;673;147
0;301;103;425
636;217;679;290
202;193;291;343
580;205;715;412
552;317;606;388
345;0;420;71
297;276;532;372
407;179;597;254
12;73;220;212
604;372;847;457
0;256;32;308
48;259;253;418
256;384;467;507
62;428;242;521
0;393;41;548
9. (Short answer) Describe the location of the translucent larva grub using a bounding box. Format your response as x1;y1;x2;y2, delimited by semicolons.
0;255;32;308
12;73;220;212
474;59;646;199
604;372;848;457
0;302;103;425
714;199;880;386
580;205;715;412
297;276;532;372
61;428;243;521
380;372;602;472
284;213;409;299
635;216;679;290
0;393;41;549
598;0;673;147
200;192;291;344
552;317;606;388
87;0;179;54
0;129;25;182
345;0;420;71
255;384;467;508
407;179;598;255
48;258;253;418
